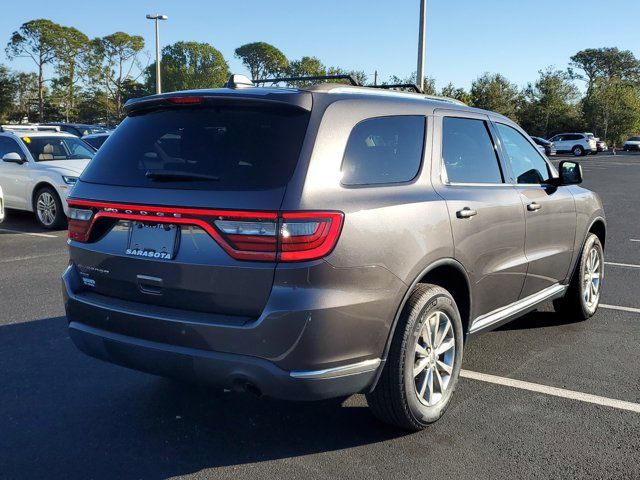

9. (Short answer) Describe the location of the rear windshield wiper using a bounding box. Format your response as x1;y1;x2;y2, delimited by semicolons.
145;170;220;182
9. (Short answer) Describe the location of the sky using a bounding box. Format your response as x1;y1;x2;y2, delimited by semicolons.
2;0;639;91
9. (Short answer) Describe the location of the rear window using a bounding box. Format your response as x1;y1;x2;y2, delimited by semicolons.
80;106;310;190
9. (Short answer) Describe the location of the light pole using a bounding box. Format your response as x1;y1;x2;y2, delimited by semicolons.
416;0;427;92
146;14;168;94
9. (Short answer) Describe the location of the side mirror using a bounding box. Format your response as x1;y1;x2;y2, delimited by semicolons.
2;152;26;164
558;160;582;185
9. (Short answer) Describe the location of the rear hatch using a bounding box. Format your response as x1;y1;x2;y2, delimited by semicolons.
67;92;312;317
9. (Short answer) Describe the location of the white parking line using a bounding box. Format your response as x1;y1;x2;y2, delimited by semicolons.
0;228;57;238
460;370;640;414
601;304;640;314
0;252;66;264
630;239;640;243
605;261;640;269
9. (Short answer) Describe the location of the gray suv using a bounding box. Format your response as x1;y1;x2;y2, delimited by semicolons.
63;75;605;430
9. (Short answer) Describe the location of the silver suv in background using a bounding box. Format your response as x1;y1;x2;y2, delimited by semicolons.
0;125;95;228
63;75;606;431
548;132;597;156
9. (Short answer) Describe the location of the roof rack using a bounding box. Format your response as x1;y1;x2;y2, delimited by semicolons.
253;74;361;86
0;124;60;132
369;84;424;93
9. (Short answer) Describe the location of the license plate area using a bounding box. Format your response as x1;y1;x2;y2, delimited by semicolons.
126;221;179;260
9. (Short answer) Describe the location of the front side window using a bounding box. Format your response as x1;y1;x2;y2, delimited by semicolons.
496;123;550;184
341;116;425;186
442;117;503;184
22;136;95;162
0;137;23;158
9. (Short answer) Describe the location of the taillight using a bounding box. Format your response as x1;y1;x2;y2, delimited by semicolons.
66;200;344;263
212;212;344;262
279;212;344;261
67;207;93;242
214;216;278;261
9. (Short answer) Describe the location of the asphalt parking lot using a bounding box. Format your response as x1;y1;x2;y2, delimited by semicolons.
1;153;639;479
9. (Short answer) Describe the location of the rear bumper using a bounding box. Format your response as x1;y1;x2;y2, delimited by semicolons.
68;321;380;400
62;262;401;400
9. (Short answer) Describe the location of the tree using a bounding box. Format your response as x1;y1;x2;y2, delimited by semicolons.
148;41;229;92
235;42;288;80
440;83;471;104
569;47;640;94
0;65;17;122
583;78;640;146
52;26;91;121
518;68;581;137
386;72;435;94
5;19;62;120
470;73;519;119
11;71;38;122
287;56;326;85
326;66;367;86
99;32;146;117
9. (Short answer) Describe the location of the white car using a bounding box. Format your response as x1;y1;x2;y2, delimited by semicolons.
623;136;640;152
0;185;4;224
0;125;95;228
548;132;597;156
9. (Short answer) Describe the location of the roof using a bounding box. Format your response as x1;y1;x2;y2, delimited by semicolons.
0;127;77;138
122;74;507;120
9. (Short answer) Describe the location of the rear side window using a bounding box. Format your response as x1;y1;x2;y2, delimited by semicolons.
341;116;425;186
80;106;310;190
442;117;503;184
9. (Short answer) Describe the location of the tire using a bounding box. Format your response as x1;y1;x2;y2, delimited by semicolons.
553;233;604;321
34;186;65;229
572;145;585;157
366;284;463;431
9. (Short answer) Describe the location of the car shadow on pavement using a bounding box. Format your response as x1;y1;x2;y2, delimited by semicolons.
0;209;67;234
0;316;404;479
497;309;586;331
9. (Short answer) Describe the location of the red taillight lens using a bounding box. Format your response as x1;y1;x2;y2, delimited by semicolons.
279;212;344;261
66;200;343;262
214;217;278;261
67;207;93;242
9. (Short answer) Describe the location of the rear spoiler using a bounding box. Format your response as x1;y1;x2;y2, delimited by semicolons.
124;90;313;116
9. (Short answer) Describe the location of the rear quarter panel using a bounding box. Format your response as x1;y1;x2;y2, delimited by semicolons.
280;98;453;361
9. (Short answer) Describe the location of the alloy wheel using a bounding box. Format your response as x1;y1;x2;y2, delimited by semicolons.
413;310;456;406
37;192;57;227
583;246;602;309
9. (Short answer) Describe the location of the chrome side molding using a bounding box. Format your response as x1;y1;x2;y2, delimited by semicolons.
470;284;567;334
290;358;381;379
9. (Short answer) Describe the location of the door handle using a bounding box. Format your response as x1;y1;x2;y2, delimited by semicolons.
527;202;542;212
456;207;478;219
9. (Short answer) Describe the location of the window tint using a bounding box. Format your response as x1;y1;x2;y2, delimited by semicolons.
441;117;503;184
81;106;310;190
0;137;22;158
341;116;425;185
496;123;550;184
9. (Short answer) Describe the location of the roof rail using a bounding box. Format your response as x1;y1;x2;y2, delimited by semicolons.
369;83;423;93
1;124;61;132
254;74;361;86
